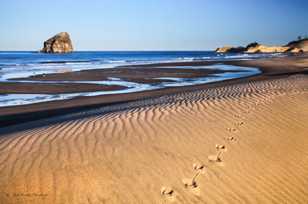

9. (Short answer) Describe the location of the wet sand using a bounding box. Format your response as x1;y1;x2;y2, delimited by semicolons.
11;67;241;83
0;55;308;203
0;82;126;94
0;54;307;126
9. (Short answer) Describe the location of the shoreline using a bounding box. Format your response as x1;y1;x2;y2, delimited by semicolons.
0;54;307;203
0;54;307;127
0;68;307;203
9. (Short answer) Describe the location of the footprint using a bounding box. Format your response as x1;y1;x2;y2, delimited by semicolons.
226;136;237;142
226;127;237;132
182;175;201;196
236;121;244;126
208;151;223;163
182;178;198;188
215;144;226;150
216;144;227;153
161;186;176;201
193;163;205;171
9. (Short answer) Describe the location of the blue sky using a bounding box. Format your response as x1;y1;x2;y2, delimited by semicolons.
0;0;307;50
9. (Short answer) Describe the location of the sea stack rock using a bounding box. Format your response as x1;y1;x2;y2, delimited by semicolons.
41;32;73;53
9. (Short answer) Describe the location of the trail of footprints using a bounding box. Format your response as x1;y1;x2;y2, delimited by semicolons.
160;99;261;201
160;145;227;201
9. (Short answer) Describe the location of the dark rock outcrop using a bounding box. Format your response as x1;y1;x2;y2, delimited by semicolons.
246;42;260;50
41;32;73;53
216;46;246;53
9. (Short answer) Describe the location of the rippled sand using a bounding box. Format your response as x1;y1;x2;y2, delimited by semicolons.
0;75;308;203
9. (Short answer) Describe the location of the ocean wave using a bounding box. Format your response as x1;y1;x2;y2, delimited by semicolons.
106;60;129;63
223;53;285;59
0;51;277;83
39;60;94;64
0;52;36;55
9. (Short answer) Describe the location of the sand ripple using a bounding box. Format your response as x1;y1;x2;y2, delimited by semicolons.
1;75;308;203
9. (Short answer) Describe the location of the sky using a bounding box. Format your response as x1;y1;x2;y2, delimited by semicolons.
0;0;307;51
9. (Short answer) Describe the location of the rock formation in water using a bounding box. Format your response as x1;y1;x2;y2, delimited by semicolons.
216;38;307;54
41;32;73;53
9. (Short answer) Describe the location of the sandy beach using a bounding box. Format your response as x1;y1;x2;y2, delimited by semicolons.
0;55;308;203
2;0;308;203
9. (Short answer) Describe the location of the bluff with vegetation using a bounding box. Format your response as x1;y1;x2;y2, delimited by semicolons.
41;32;73;54
216;38;308;54
287;38;308;52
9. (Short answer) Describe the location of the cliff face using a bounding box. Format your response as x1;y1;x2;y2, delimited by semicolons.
245;45;290;53
286;39;308;52
41;32;73;53
216;39;306;54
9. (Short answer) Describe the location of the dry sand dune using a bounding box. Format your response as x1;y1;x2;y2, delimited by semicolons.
1;74;308;203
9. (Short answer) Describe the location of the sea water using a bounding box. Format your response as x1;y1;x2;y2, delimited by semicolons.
0;51;282;107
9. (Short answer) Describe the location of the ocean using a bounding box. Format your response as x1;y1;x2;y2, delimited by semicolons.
0;51;282;107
